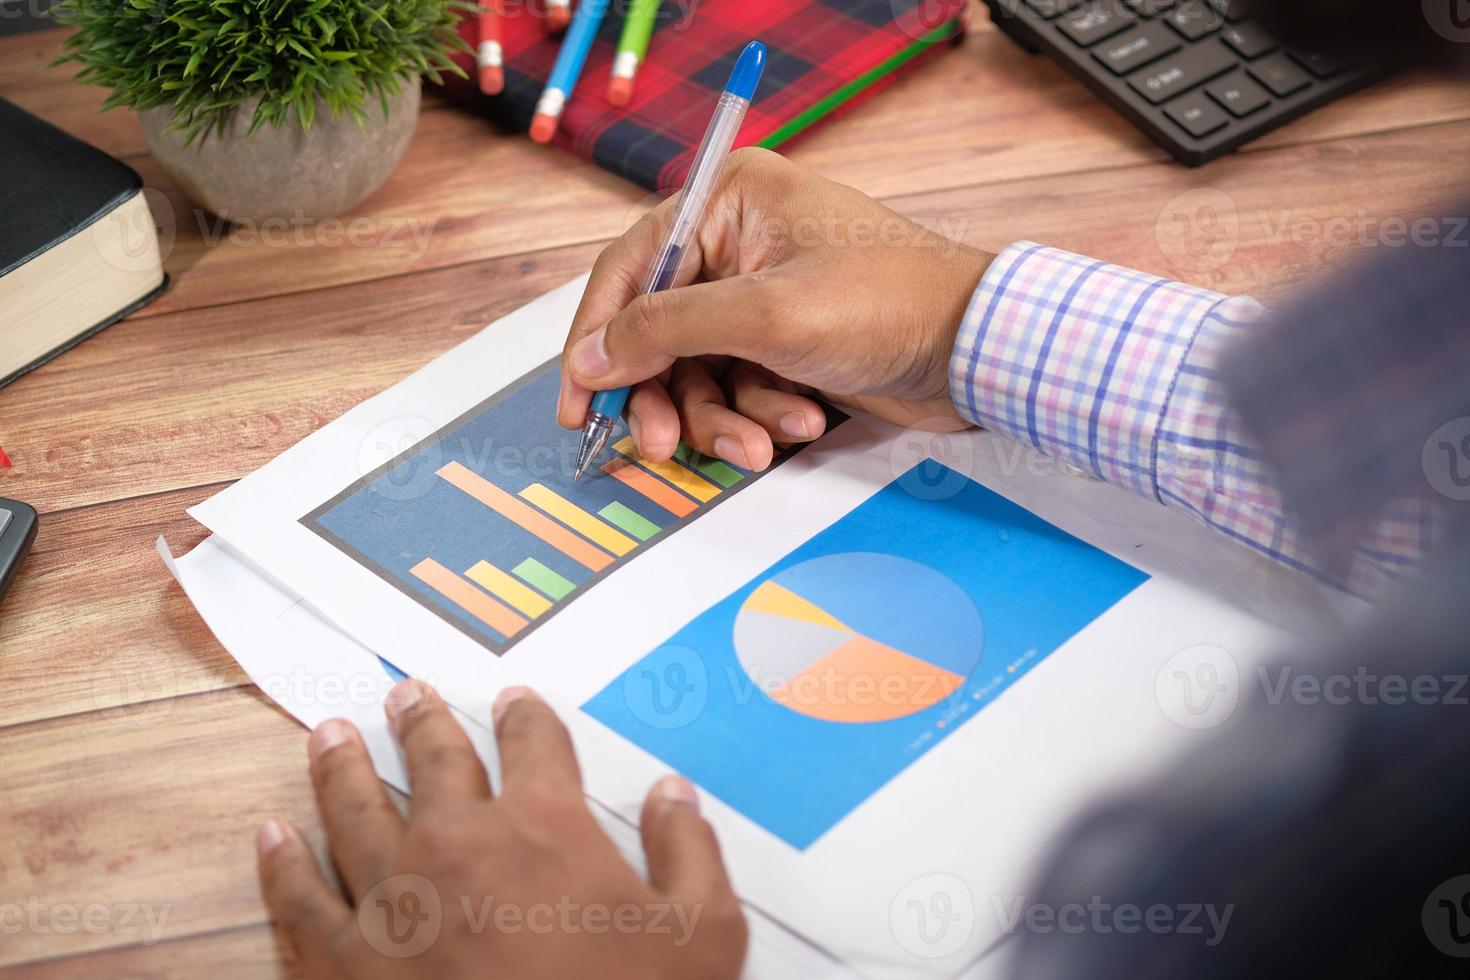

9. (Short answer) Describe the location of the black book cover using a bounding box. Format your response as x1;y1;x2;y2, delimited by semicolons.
0;97;167;386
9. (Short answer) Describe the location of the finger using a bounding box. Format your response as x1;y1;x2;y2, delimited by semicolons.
256;819;354;976
492;686;582;800
639;776;737;903
564;275;793;396
558;203;707;429
385;679;491;813
724;362;828;446
669;359;774;472
626;379;680;463
307;718;406;901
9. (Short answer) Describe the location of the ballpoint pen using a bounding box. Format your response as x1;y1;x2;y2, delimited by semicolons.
573;40;767;482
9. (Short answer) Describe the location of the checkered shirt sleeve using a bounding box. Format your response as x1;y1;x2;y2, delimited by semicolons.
949;242;1435;597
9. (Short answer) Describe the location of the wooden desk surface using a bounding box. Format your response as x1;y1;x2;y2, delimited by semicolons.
3;12;1468;974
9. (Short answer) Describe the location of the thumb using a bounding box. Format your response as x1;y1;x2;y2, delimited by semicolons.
565;275;785;392
640;775;736;902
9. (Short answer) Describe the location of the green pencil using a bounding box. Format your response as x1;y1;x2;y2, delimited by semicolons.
606;0;660;107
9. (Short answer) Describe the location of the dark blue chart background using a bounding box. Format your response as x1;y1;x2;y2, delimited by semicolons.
303;360;843;654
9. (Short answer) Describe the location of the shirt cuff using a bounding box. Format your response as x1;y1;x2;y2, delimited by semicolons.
950;241;1230;501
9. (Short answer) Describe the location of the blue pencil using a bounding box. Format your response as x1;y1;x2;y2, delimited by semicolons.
529;0;611;143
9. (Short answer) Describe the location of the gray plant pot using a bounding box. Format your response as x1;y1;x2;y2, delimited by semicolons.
140;75;421;225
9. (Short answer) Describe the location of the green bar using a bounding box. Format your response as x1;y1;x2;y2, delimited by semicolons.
757;21;961;150
512;557;575;600
598;501;661;542
675;442;744;489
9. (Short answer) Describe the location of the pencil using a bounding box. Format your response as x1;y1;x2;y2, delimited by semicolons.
476;0;504;96
607;0;660;107
529;0;610;143
544;0;571;32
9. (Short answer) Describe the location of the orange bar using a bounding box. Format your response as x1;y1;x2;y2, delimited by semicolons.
602;457;697;518
437;461;612;572
612;437;721;502
410;558;529;639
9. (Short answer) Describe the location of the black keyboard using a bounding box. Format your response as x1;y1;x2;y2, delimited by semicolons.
986;0;1387;165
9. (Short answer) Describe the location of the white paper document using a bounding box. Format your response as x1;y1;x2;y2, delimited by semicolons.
179;276;1340;978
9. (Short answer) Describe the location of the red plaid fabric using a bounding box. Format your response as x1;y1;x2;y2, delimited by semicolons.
441;0;968;192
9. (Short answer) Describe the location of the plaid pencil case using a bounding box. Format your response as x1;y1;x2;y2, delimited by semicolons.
439;0;969;192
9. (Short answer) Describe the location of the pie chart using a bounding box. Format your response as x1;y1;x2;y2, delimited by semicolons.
732;552;985;723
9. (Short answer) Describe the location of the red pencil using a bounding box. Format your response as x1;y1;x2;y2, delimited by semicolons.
477;0;504;95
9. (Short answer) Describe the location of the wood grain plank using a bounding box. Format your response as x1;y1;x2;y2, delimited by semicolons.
893;120;1470;302
2;924;289;980
0;689;324;968
7;24;1470;326
0;485;248;729
4;122;1467;517
0;241;604;515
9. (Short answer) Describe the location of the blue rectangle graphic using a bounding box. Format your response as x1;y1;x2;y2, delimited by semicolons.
582;462;1149;849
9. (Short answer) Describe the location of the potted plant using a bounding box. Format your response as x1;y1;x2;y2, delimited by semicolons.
56;0;470;224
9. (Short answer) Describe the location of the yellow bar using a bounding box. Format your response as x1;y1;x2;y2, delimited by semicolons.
612;437;721;503
519;484;638;556
465;560;554;618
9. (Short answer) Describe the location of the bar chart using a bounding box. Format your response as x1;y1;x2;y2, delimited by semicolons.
304;360;844;654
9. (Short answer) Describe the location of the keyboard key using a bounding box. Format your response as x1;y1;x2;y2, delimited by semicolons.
1057;2;1136;46
1249;51;1312;97
1289;48;1347;78
1128;40;1236;104
1206;0;1249;20
1023;0;1078;19
1093;22;1181;74
1221;21;1277;58
1206;70;1271;116
1164;92;1230;137
1163;0;1222;40
1123;0;1176;14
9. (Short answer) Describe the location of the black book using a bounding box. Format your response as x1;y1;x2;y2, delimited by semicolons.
1;98;167;388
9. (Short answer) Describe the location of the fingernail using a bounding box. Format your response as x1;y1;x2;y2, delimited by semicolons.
385;679;427;727
493;685;534;726
654;775;700;811
257;819;288;856
713;435;749;470
627;412;643;451
309;718;353;760
569;329;610;379
779;413;810;439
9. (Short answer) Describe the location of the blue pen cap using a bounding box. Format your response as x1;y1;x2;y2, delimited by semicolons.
724;41;766;101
